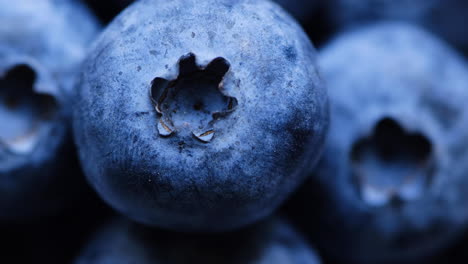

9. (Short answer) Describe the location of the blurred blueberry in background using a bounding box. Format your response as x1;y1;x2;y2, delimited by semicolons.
290;22;468;264
0;0;100;220
324;0;468;54
75;217;322;264
0;0;100;97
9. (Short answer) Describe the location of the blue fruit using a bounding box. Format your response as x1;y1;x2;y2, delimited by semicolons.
74;217;322;264
0;0;100;98
0;0;100;220
325;0;468;54
73;0;328;232
301;22;468;263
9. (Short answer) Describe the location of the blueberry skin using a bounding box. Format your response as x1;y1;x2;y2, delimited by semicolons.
74;217;322;264
325;0;468;54
73;0;328;231
301;22;468;263
0;0;100;220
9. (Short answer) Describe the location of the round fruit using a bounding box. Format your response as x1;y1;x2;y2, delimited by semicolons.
74;0;328;231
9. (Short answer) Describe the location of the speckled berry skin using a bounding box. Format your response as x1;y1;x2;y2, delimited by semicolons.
73;0;328;232
298;22;468;264
0;0;100;220
325;0;468;54
74;217;322;264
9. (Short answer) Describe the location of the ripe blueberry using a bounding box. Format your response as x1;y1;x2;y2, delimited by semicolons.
73;0;328;231
300;22;468;263
0;0;100;220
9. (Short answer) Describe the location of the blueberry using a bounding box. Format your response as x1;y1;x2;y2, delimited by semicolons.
73;0;328;231
0;0;100;220
298;22;468;263
0;0;100;98
325;0;468;54
74;217;322;264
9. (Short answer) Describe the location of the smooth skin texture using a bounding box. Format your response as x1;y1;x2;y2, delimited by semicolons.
75;217;322;264
299;22;468;264
74;0;328;232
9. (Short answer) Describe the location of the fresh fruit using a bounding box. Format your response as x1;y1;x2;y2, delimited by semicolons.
0;0;100;220
73;0;328;232
299;22;468;263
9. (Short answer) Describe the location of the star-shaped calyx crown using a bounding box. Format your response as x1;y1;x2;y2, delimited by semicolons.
350;118;434;207
0;64;57;154
150;53;238;143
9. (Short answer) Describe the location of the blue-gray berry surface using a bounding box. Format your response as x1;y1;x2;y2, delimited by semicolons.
73;0;328;232
325;0;468;54
0;0;100;98
0;0;100;220
300;22;468;264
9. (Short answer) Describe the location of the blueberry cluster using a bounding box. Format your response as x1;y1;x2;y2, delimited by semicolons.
1;0;468;263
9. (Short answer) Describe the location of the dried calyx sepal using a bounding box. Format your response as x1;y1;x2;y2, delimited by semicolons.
150;53;237;143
